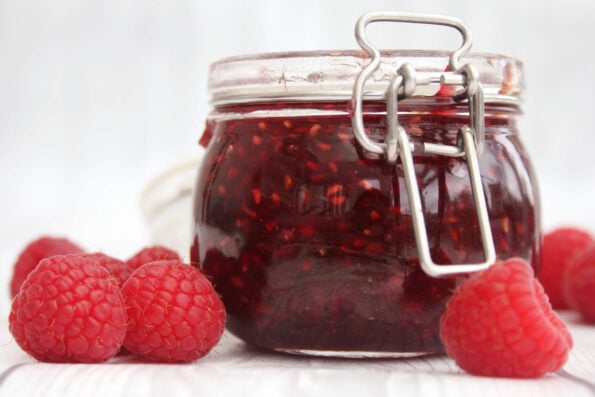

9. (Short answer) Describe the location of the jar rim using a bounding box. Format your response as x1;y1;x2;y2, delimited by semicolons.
208;49;523;107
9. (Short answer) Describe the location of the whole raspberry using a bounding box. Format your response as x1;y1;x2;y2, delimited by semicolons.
121;260;226;363
540;227;594;309
80;252;133;287
10;236;85;298
440;258;573;378
564;245;595;323
9;255;127;363
125;245;180;270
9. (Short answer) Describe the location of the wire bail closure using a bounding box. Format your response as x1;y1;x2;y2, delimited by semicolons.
351;12;496;277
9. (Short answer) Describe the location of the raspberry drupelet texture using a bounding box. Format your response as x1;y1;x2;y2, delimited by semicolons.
10;236;85;298
564;245;595;323
9;255;127;363
80;252;133;287
125;246;181;270
540;227;594;309
440;258;573;378
121;260;226;363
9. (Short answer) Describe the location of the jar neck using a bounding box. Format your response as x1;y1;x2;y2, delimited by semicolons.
208;50;524;109
209;100;520;123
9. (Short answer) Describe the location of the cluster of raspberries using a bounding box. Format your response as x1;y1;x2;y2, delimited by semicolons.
8;237;226;364
538;227;595;321
440;226;594;378
8;226;593;379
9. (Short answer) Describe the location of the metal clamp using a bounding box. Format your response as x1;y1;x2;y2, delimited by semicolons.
351;12;496;277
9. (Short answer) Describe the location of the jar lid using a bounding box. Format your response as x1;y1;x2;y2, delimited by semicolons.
208;50;523;107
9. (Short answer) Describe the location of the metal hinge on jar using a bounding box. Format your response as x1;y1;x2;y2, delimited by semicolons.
351;12;496;278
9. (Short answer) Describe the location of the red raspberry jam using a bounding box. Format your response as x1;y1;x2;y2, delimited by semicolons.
191;51;539;357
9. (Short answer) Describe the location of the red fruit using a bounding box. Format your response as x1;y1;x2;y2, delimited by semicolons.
540;227;594;309
440;258;573;378
10;236;85;298
121;260;226;363
80;253;132;287
564;245;595;323
125;245;180;270
9;255;127;363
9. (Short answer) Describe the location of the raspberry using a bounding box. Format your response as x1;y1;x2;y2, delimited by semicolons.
125;245;180;270
80;252;132;287
564;245;595;323
440;258;573;378
10;236;85;298
540;227;594;309
121;260;226;363
9;255;127;363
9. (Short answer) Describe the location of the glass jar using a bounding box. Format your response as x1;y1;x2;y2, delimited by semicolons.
191;14;540;357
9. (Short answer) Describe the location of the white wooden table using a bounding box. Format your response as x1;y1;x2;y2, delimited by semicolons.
0;311;593;397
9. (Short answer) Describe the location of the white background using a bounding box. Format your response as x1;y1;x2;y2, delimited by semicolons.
1;0;594;312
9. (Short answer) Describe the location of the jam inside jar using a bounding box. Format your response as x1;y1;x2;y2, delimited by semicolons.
191;50;540;357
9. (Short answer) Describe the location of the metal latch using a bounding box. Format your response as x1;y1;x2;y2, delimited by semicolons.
351;12;496;277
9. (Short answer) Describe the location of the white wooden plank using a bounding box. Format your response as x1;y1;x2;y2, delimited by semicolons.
0;314;593;397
